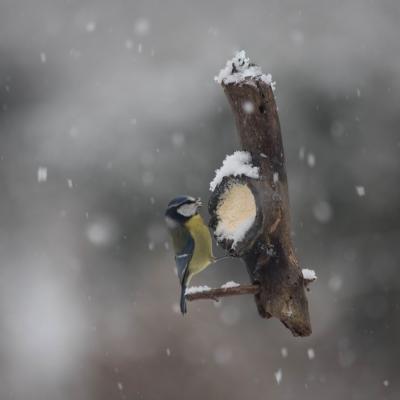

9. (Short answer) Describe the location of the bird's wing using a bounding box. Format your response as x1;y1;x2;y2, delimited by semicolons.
172;225;194;285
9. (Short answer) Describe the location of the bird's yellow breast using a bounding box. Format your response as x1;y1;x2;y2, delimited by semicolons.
184;214;214;281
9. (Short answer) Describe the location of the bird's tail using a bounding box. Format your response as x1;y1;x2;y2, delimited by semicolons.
180;284;187;315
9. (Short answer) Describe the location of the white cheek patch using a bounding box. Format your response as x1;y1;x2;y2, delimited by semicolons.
177;203;197;217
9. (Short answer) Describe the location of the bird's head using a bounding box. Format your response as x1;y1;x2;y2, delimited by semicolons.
165;195;202;227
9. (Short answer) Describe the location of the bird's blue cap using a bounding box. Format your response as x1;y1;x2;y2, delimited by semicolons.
167;195;196;209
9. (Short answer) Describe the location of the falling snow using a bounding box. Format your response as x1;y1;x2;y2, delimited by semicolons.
242;101;255;113
171;303;180;314
86;218;117;247
355;186;366;196
328;275;343;292
274;368;282;384
125;39;133;49
307;153;316;168
171;132;185;148
135;18;150;36
85;21;96;32
142;171;154;186
37;167;48;182
220;305;241;325
313;200;333;223
299;146;305;160
214;345;232;365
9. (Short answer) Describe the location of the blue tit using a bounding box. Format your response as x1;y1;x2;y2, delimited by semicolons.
165;195;214;314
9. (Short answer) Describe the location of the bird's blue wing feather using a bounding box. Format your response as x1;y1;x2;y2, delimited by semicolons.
176;239;194;315
168;224;194;314
175;233;194;284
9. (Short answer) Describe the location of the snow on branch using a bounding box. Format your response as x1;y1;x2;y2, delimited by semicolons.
185;285;212;295
214;50;276;90
302;268;317;282
220;281;240;289
209;151;259;192
185;276;316;303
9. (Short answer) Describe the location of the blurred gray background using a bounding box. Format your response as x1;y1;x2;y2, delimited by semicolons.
0;0;399;399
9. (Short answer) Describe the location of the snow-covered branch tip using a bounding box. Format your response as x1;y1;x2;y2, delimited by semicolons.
302;269;317;290
214;50;276;90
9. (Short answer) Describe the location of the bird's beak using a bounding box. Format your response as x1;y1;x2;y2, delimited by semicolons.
195;198;203;208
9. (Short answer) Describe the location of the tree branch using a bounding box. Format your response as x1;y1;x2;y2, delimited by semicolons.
186;284;260;301
186;276;316;302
